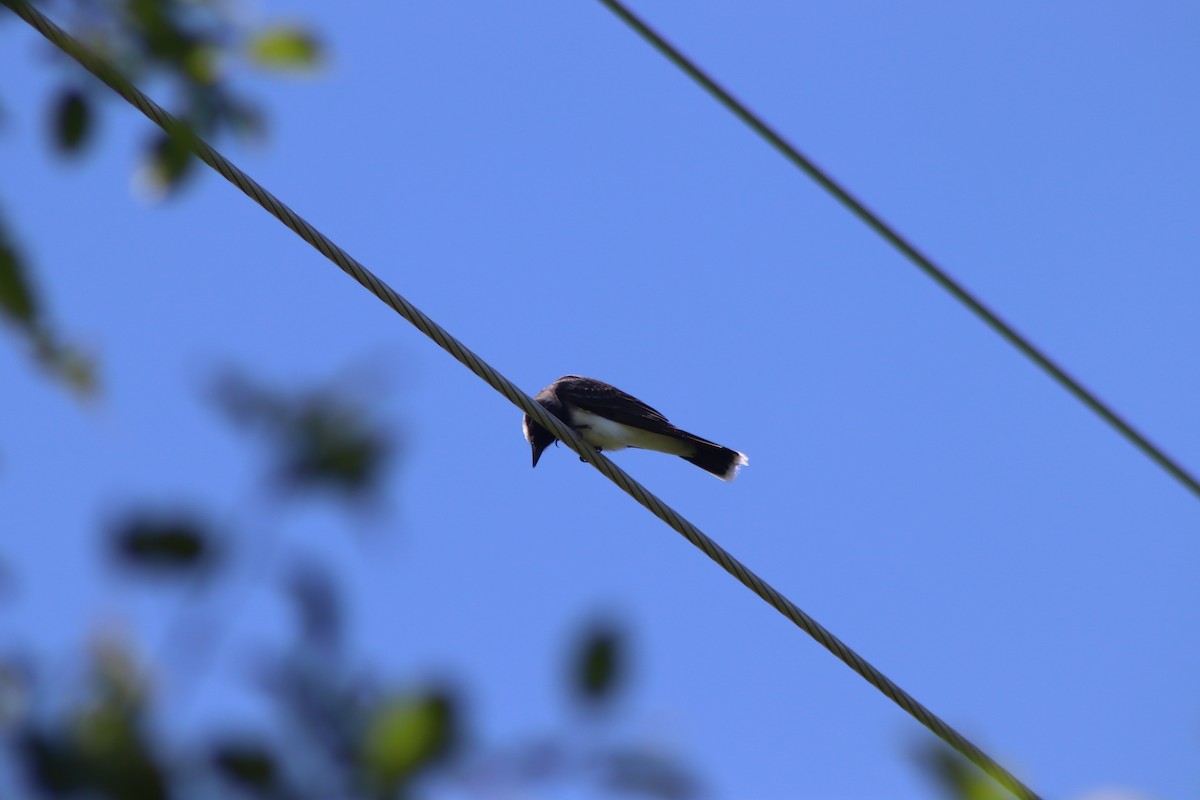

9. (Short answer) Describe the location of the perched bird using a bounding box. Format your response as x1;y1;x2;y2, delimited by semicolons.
522;375;748;481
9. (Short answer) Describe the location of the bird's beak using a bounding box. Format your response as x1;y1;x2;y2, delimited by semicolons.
531;442;546;468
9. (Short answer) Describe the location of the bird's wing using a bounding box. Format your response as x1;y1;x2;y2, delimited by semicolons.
553;376;680;436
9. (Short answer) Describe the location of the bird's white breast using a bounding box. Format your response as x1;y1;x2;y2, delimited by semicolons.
569;409;634;450
568;408;691;456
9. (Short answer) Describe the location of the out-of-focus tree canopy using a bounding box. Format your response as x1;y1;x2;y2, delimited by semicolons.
0;0;321;396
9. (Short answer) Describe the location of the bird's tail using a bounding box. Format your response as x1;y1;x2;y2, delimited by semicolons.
681;435;749;481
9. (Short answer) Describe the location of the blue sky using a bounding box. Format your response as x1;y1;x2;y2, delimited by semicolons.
3;1;1199;798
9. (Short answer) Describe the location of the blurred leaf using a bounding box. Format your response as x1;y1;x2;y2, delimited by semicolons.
109;513;218;576
52;88;92;154
90;637;147;713
74;702;136;758
361;691;458;793
16;646;164;799
0;216;99;397
0;221;38;326
286;399;388;495
142;130;195;195
74;706;168;800
35;337;99;397
573;623;624;705
183;44;220;86
212;741;278;793
247;26;321;70
603;749;701;800
74;641;169;800
213;370;392;500
16;728;89;796
918;745;1011;800
130;0;195;66
53;346;98;395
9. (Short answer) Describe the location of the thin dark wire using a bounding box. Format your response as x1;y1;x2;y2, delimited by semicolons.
596;0;1200;504
1;2;1040;799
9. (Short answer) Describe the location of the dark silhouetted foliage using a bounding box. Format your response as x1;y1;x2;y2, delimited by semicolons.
0;371;705;800
1;0;321;396
109;512;219;577
573;621;624;707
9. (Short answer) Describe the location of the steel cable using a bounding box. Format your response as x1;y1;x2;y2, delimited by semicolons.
596;0;1200;505
2;2;1041;797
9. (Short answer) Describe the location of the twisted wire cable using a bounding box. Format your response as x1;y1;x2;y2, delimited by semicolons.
597;0;1200;505
1;2;1041;797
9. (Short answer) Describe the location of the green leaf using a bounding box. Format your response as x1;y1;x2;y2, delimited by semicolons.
35;337;99;397
212;370;393;500
247;26;321;70
360;691;457;792
0;220;37;326
109;514;218;576
74;704;168;800
0;216;99;397
16;729;90;795
149;130;195;191
212;742;278;793
573;624;624;705
287;400;388;494
53;88;92;154
183;44;220;86
918;745;1010;800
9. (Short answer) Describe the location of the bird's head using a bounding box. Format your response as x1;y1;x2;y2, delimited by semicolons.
523;413;557;468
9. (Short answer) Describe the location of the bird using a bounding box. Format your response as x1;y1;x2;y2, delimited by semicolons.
522;375;748;481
